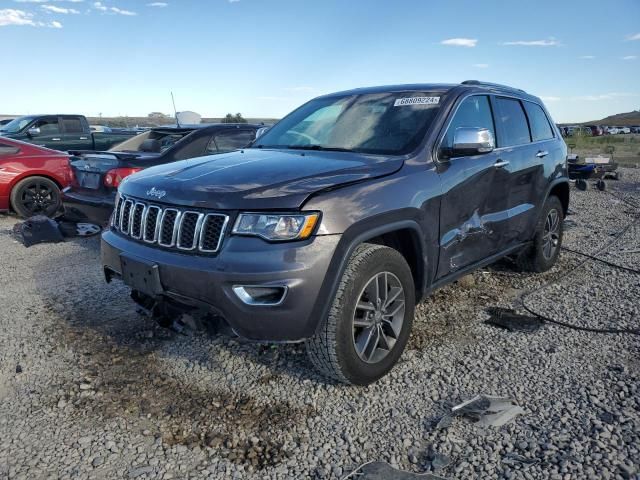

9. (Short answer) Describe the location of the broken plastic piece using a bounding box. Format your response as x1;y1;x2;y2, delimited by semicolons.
502;453;540;467
451;394;524;427
344;461;449;479
485;307;544;333
57;221;102;237
14;215;64;247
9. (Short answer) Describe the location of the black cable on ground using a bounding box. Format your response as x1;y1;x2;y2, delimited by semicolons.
560;246;640;275
518;198;640;336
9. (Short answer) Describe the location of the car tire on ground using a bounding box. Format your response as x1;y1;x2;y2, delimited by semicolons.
516;195;564;273
10;176;62;218
306;243;415;385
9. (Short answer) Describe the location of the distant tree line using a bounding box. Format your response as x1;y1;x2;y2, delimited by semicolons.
221;113;248;124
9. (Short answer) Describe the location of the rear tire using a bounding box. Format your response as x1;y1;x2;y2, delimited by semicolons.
516;195;564;273
306;243;415;385
10;176;61;218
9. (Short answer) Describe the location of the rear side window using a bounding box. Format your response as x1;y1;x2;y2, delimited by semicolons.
494;97;531;147
62;118;84;134
211;130;256;153
442;95;495;150
523;102;554;141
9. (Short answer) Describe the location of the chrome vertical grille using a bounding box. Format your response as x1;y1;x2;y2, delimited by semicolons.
112;196;227;255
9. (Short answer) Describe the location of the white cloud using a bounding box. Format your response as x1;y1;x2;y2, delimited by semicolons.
626;33;640;41
14;0;83;3
440;38;477;47
622;55;637;60
229;0;240;3
41;4;79;13
93;1;135;15
579;55;595;59
502;38;560;47
0;8;36;25
0;8;63;27
147;2;167;6
472;63;489;68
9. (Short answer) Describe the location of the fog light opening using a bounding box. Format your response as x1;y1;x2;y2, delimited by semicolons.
233;285;288;306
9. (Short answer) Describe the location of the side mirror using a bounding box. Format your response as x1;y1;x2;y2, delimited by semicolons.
27;127;41;137
450;127;495;157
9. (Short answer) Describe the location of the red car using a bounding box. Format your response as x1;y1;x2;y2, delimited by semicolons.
0;137;73;217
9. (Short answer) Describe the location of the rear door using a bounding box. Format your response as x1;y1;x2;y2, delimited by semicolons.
60;116;92;151
436;94;507;277
491;97;548;246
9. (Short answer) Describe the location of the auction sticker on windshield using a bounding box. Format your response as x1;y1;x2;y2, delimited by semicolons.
394;96;440;107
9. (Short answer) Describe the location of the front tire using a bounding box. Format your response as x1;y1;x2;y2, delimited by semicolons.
10;176;61;218
516;195;564;273
306;243;415;385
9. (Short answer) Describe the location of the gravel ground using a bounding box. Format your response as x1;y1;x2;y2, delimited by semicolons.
1;169;639;480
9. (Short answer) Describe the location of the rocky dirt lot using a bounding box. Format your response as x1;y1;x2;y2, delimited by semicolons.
1;170;639;480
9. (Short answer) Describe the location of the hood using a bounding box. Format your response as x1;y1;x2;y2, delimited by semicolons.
118;148;403;210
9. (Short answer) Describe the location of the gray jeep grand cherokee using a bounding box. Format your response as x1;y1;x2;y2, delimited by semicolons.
102;81;569;385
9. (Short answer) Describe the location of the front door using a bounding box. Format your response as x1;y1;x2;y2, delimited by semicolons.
29;116;63;149
435;94;509;277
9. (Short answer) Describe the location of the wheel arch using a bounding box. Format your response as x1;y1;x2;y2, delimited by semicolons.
547;179;569;215
309;218;429;337
8;173;64;213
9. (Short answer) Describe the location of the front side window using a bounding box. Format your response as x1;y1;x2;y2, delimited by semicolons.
33;117;61;135
441;95;495;151
524;102;554;141
494;98;531;147
253;92;444;155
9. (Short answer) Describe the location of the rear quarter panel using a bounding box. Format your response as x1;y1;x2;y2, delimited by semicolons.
0;154;73;210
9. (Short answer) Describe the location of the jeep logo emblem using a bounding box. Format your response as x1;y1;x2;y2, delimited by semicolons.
146;187;167;199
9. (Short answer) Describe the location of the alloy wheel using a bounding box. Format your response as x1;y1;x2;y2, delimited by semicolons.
20;181;57;216
352;271;405;364
542;208;561;260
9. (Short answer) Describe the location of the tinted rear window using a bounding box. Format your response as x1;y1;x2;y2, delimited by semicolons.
524;102;554;141
494;97;531;147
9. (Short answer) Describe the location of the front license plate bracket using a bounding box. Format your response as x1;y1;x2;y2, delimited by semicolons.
120;254;163;296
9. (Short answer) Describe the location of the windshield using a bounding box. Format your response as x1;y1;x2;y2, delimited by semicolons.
0;116;34;133
252;92;443;155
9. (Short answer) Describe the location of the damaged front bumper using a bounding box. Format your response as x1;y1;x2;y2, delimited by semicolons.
101;229;341;342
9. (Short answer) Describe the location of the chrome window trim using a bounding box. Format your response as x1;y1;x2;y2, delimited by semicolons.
177;211;205;251
433;91;556;164
199;214;229;253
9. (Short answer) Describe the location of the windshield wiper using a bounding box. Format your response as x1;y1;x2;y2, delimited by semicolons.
286;145;355;153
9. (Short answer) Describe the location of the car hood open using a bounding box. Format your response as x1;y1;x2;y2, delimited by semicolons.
118;148;404;210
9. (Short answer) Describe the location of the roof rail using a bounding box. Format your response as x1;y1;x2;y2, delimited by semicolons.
461;80;526;93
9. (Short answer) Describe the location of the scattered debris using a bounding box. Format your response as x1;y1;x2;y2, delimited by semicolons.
501;452;540;467
484;307;544;333
451;394;525;427
342;461;448;479
13;216;64;247
13;216;101;247
15;365;22;374
432;414;453;430
425;448;450;472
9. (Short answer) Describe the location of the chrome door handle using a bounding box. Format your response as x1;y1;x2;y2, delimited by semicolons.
79;137;88;140
494;160;510;168
52;138;61;141
536;150;549;158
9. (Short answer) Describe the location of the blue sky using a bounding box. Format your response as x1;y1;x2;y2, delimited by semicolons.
0;0;638;122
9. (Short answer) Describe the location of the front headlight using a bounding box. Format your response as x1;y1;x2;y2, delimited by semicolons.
232;212;320;241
